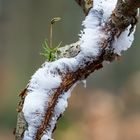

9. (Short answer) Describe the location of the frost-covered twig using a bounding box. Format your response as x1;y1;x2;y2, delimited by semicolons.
15;0;139;140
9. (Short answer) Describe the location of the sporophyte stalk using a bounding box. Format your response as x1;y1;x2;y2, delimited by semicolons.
41;17;62;61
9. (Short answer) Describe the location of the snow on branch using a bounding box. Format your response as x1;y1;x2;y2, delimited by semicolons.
15;0;139;140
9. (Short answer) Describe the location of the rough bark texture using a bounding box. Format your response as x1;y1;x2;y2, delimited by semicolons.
15;0;139;140
75;0;93;15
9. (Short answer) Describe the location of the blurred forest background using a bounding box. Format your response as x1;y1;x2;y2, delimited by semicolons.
0;0;140;140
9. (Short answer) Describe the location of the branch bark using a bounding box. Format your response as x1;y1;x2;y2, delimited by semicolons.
125;0;140;8
15;0;139;140
75;0;93;14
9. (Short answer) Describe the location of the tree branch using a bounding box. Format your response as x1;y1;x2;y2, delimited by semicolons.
125;0;140;8
15;0;139;140
75;0;93;15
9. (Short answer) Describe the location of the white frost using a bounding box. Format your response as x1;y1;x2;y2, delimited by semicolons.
113;26;136;55
78;0;117;60
94;0;117;21
41;83;77;139
41;135;53;140
23;62;62;140
28;64;62;92
22;59;77;140
82;80;87;88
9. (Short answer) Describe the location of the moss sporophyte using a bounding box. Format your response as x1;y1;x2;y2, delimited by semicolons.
41;17;62;62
